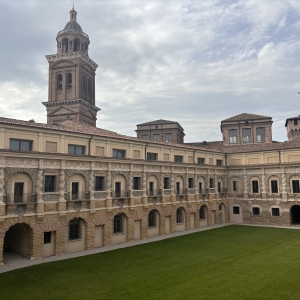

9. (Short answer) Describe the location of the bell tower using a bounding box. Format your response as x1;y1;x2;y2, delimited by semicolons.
43;7;100;127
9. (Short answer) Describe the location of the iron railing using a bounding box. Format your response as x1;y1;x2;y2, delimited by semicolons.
111;190;130;199
67;192;90;201
147;189;162;197
5;193;37;204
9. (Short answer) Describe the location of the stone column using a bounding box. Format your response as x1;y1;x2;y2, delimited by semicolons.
103;222;112;246
55;229;66;255
58;168;66;211
170;172;176;202
261;169;267;199
0;168;5;216
0;237;4;265
36;169;44;213
106;164;112;208
243;172;248;199
160;170;166;203
142;170;148;205
28;231;43;260
194;173;199;201
214;174;218;200
129;165;134;206
127;219;134;242
89;170;95;210
281;168;287;201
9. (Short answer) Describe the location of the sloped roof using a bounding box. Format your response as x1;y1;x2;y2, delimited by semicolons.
137;119;181;126
0;117;218;153
221;113;272;123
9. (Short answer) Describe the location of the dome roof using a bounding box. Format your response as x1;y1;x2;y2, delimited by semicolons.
64;20;83;32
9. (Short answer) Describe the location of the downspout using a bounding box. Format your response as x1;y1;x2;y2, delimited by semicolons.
278;150;281;165
145;142;148;160
88;135;94;155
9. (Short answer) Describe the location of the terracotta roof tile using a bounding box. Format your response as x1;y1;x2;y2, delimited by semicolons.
221;113;272;123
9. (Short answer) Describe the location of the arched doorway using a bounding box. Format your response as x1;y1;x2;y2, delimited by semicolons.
3;223;31;263
291;205;300;224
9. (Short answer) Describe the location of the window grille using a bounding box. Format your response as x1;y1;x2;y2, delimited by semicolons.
148;210;156;227
69;219;81;240
200;206;206;219
113;214;123;233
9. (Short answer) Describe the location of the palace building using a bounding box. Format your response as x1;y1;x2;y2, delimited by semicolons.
1;8;300;264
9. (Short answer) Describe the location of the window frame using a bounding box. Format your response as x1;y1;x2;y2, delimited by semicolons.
113;214;124;234
200;206;206;220
142;134;149;140
252;207;260;215
272;208;280;216
95;176;105;191
165;133;172;142
242;128;251;144
174;155;183;163
271;180;278;194
176;208;184;224
44;232;52;244
198;158;205;165
112;149;126;158
252;180;259;193
148;210;157;227
233;206;240;214
153;134;160;141
216;160;223;166
45;175;56;192
10;139;33;151
147;152;158;161
229;129;237;144
256;127;265;143
188;178;194;189
68;144;85;155
164;177;170;189
133;177;141;190
69;219;82;241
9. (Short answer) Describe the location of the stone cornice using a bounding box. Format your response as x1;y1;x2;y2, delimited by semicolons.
42;99;101;112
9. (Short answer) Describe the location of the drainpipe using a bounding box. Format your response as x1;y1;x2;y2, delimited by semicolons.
88;135;94;155
145;142;148;160
278;150;281;165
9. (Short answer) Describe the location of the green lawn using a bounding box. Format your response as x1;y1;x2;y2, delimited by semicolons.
1;225;300;300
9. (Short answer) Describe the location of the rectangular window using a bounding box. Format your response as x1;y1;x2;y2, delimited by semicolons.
68;145;85;155
176;209;184;224
113;149;125;158
252;207;260;215
242;128;251;143
198;158;205;165
69;219;81;240
229;129;237;144
133;177;141;190
216;160;223;166
153;134;160;141
95;176;104;191
233;181;238;192
272;208;280;216
209;178;214;188
147;153;157;161
294;119;298;126
113;215;123;233
271;180;278;193
148;210;156;227
256;127;265;143
142;134;149;140
164;177;170;189
252;180;259;193
174;155;183;163
233;206;240;214
45;175;55;192
44;232;52;244
10;139;32;151
165;133;172;142
292;180;300;193
188;178;194;188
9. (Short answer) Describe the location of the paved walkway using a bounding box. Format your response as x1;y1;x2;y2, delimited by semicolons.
0;223;230;274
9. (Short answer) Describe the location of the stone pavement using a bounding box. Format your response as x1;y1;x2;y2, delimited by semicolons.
0;223;231;274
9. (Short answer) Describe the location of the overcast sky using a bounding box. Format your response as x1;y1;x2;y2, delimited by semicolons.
1;0;300;142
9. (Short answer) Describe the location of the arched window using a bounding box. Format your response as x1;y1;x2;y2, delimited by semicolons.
200;205;206;220
62;38;69;53
67;73;72;90
82;75;86;94
176;208;184;224
113;214;123;233
57;74;62;91
69;218;82;240
148;210;157;227
74;38;80;52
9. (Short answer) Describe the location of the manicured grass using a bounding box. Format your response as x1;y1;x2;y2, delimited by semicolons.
1;225;300;299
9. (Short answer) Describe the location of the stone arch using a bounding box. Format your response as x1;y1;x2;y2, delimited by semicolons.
65;217;87;253
4;168;37;193
199;204;208;227
229;176;243;193
147;209;160;237
250;204;262;216
147;175;159;195
175;175;184;193
2;222;34;263
112;213;128;245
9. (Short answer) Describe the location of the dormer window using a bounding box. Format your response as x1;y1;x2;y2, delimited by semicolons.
229;129;237;144
256;127;265;143
242;128;251;143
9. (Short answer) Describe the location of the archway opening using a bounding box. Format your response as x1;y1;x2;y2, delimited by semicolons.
291;205;300;224
3;223;29;264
